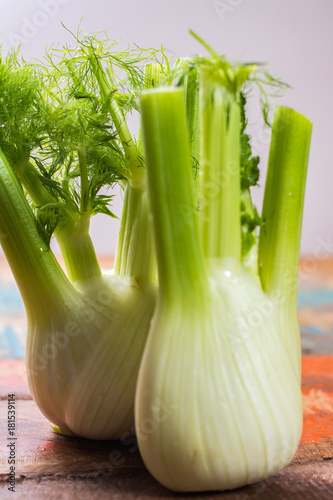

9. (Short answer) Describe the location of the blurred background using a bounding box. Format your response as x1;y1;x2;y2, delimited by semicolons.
0;0;332;257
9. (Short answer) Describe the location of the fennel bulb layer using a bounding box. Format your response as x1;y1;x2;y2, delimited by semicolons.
135;261;302;491
26;274;156;440
0;144;157;441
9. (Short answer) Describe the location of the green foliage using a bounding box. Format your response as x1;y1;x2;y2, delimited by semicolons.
0;49;46;163
240;92;260;190
0;30;285;260
47;25;168;105
241;202;261;257
239;93;261;257
0;40;151;243
189;30;290;124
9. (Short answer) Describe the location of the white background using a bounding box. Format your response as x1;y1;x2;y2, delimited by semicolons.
0;0;332;257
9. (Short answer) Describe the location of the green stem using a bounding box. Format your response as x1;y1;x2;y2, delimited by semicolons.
0;149;74;317
90;54;144;189
13;159;55;206
140;87;208;305
137;63;169;155
114;64;167;285
13;158;101;282
259;106;312;300
113;184;156;285
189;30;219;58
78;141;89;214
199;83;241;261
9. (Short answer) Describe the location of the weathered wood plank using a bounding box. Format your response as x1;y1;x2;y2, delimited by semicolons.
0;461;332;499
301;356;333;444
0;398;332;499
0;399;142;475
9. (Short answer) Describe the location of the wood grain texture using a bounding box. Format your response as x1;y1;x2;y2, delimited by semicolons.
0;398;332;499
0;463;332;500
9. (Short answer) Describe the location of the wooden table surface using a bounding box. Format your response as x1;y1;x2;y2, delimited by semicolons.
0;257;333;499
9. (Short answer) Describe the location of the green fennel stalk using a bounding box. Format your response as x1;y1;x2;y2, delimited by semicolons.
259;106;312;376
199;83;241;260
0;149;74;315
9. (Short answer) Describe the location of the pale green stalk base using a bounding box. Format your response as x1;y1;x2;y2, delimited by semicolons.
0;149;74;317
113;183;156;286
55;215;102;283
259;106;312;378
136;264;302;492
199;84;241;261
25;271;156;440
139;87;208;306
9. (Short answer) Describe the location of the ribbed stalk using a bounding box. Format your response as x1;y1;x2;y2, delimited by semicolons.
140;87;208;306
184;67;200;160
113;62;168;285
137;63;169;155
259;106;312;374
113;184;156;285
199;83;241;261
55;214;102;283
259;106;312;301
0;149;74;317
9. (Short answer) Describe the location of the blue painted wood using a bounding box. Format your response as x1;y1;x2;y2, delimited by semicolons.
297;289;333;308
0;285;24;314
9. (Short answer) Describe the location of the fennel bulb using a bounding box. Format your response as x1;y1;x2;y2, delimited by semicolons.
135;81;311;491
0;147;156;440
27;272;156;440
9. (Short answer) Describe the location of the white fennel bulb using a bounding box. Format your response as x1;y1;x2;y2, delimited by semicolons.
26;273;156;440
137;261;302;491
0;149;156;439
